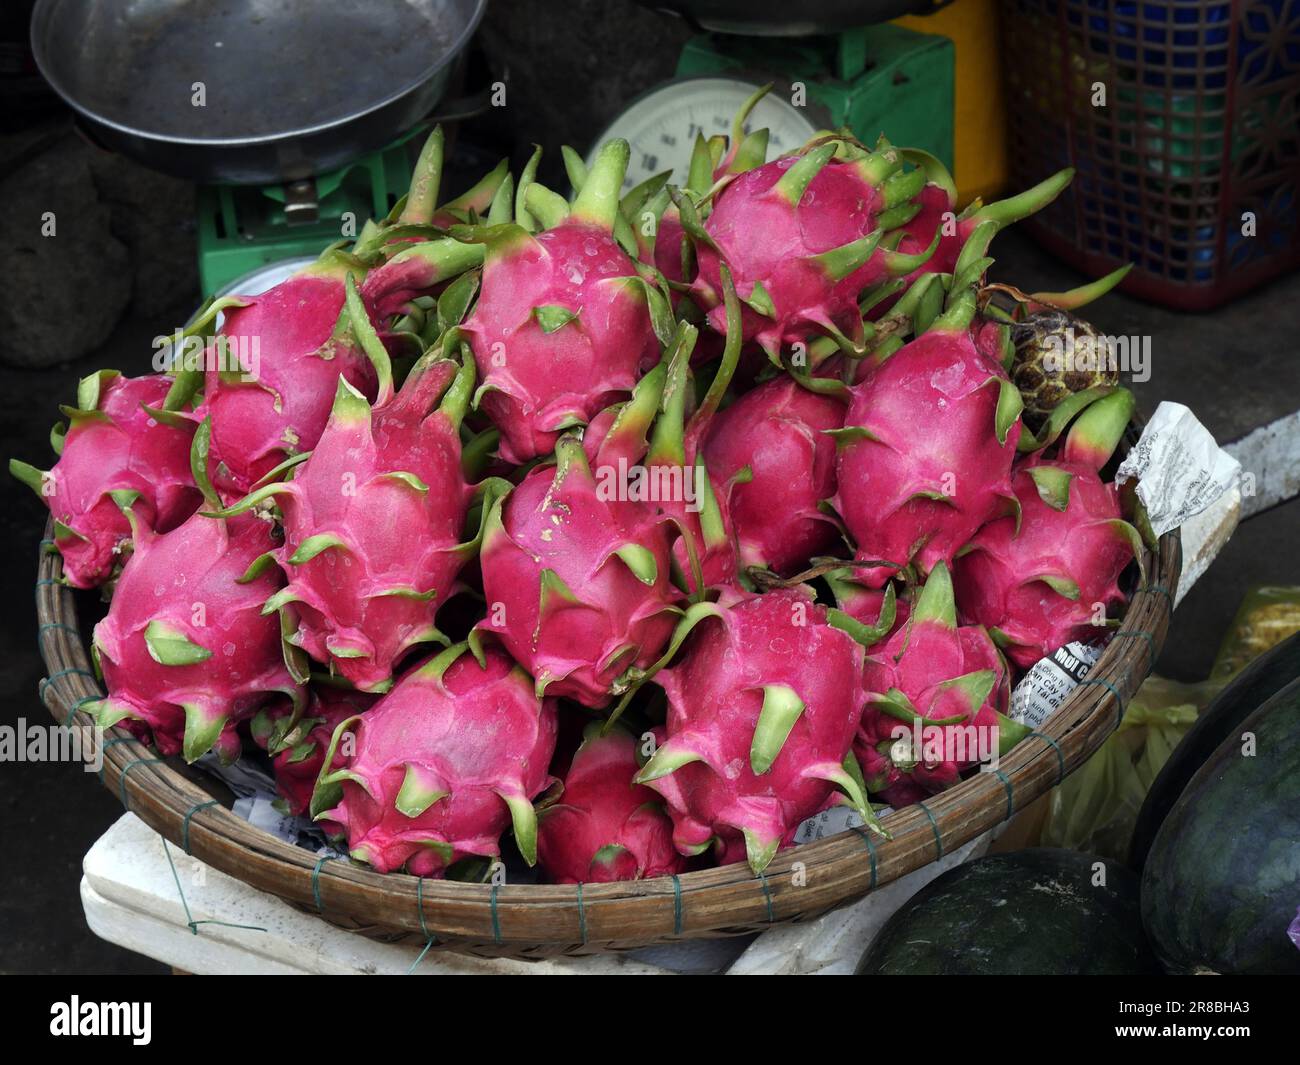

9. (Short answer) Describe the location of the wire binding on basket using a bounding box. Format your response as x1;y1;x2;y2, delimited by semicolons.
1115;627;1157;662
916;801;944;859
1079;675;1127;730
1027;732;1066;786
991;769;1015;820
312;855;335;914
849;826;879;890
182;800;220;856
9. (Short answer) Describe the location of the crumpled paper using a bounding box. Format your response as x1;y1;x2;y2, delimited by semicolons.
1115;401;1241;537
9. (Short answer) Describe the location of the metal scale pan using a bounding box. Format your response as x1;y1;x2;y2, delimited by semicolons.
31;0;486;184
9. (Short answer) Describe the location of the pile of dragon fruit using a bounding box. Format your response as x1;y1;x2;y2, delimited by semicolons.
13;98;1152;883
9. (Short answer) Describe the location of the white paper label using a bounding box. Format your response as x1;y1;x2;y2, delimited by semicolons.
1009;641;1105;730
1115;401;1241;537
790;805;891;844
196;751;278;799
233;796;299;840
231;794;336;850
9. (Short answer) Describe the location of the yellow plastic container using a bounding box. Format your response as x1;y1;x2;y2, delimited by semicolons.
894;0;1008;206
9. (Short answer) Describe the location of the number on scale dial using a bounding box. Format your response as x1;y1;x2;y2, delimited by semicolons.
587;77;819;193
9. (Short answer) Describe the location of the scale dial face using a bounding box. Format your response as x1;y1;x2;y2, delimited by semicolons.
587;77;819;193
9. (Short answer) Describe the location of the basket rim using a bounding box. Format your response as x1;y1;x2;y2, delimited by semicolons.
32;450;1181;956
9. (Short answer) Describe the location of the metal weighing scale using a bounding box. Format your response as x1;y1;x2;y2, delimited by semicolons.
588;11;955;191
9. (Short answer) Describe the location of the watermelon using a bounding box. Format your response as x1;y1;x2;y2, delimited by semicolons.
1140;678;1300;974
1130;631;1300;872
857;849;1161;975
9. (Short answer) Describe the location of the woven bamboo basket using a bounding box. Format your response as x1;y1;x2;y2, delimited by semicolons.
32;429;1180;958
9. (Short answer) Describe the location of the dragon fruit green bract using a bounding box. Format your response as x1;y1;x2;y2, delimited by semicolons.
475;434;680;708
831;288;1023;587
879;167;1075;311
10;371;200;589
634;587;879;875
312;643;557;877
220;302;479;693
86;484;303;764
387;126;510;236
537;724;685;884
954;390;1144;668
702;375;843;576
826;570;910;650
689;137;932;359
855;563;1015;807
457;139;662;465
579;318;743;597
623;319;743;597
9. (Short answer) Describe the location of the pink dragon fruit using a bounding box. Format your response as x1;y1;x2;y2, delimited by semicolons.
475;432;680;708
198;250;381;501
251;687;376;820
855;563;1018;806
217;295;479;693
632;587;880;874
453;139;665;464
536;724;686;884
311;643;557;876
831;286;1023;587
86;425;303;763
11;371;200;589
954;389;1144;668
702;375;844;576
688;137;933;360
